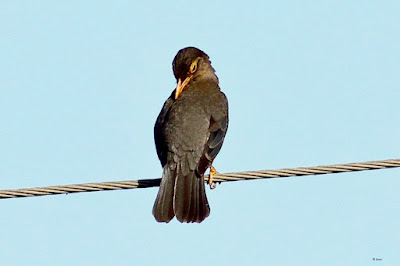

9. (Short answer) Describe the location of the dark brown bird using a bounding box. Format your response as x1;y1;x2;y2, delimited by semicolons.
153;47;229;223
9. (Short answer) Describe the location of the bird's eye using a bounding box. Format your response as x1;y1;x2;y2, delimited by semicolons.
189;58;201;74
190;63;197;73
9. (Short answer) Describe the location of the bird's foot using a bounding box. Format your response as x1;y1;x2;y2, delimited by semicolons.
209;166;219;189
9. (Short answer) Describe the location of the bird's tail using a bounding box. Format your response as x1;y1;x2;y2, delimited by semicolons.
173;167;210;223
152;165;210;223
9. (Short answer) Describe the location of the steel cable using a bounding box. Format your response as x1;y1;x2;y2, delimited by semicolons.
0;159;399;199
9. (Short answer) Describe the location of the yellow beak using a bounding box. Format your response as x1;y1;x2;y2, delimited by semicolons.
175;76;192;99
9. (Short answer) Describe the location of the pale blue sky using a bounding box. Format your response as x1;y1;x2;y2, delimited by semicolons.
1;1;399;265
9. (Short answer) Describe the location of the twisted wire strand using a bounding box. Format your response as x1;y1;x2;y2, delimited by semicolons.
1;159;399;199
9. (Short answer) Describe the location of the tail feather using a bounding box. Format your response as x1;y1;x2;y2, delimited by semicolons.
187;174;198;221
152;167;176;223
153;165;210;223
174;167;193;222
174;169;210;223
197;174;210;221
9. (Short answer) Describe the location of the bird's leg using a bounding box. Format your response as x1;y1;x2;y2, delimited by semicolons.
208;165;219;189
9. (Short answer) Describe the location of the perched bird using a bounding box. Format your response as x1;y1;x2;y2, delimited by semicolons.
153;47;229;223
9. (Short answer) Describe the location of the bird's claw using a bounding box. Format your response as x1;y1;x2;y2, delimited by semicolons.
209;166;219;189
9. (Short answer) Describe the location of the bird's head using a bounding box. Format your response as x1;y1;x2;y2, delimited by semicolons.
172;47;218;99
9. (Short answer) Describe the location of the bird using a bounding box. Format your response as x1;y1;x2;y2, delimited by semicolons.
153;47;229;223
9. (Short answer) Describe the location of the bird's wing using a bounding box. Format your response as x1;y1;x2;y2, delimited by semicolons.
154;90;175;166
204;92;229;164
